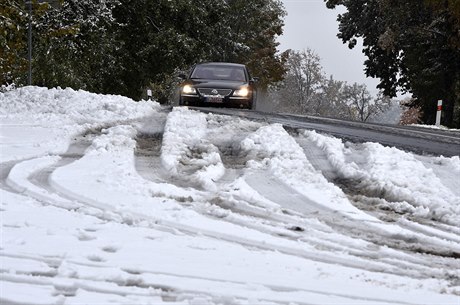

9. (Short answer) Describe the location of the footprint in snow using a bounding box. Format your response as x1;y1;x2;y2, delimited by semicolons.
101;245;119;253
83;227;98;232
77;231;96;241
87;254;106;263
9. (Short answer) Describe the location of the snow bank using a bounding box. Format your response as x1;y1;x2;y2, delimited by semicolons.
0;86;161;162
88;125;137;154
433;155;460;172
0;86;160;125
305;130;460;225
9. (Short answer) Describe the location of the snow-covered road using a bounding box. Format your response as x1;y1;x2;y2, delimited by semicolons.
191;107;460;157
1;87;459;305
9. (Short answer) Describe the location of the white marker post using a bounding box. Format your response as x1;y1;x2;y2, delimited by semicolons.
147;89;152;101
435;100;442;126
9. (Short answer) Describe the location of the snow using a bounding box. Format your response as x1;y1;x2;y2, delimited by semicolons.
161;108;225;190
304;130;460;225
1;86;459;304
409;124;460;132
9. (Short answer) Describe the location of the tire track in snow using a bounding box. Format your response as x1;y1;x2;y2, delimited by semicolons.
135;131;340;246
198;110;460;262
135;127;338;242
136;116;420;276
0;244;433;305
135;113;459;282
3;113;458;299
293;132;460;258
222;125;460;277
244;171;460;274
133;130;445;281
5;135;458;288
2;131;97;210
1;134;192;303
2;270;424;305
0;161;20;193
2;133;358;280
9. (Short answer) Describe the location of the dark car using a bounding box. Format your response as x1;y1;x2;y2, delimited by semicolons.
178;62;257;109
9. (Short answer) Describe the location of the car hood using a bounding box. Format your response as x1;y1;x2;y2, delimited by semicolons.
189;79;248;89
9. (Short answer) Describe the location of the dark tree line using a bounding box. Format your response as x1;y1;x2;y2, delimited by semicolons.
1;0;287;101
325;0;460;127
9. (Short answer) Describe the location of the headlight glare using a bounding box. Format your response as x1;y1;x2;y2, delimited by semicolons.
233;86;249;97
182;85;196;94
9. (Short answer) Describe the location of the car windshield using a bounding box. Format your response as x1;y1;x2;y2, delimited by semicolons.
191;65;247;81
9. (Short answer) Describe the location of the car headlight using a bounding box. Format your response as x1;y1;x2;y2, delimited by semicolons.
182;85;197;94
233;86;250;97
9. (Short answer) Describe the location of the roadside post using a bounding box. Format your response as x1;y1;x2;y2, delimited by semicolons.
147;89;152;101
435;100;442;126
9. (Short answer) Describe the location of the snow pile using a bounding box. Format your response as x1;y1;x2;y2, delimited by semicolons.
88;125;137;155
161;107;225;190
433;155;460;172
0;86;160;125
0;86;161;163
306;130;460;225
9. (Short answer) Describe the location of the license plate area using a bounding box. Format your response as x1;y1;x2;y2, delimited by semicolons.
206;96;223;103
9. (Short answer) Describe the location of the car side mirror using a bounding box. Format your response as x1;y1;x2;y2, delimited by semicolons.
251;77;259;83
177;73;187;80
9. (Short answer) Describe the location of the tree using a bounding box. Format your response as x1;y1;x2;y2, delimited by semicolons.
110;0;236;100
275;49;325;113
32;0;120;93
107;0;288;100
325;0;460;127
1;1;26;86
0;1;49;87
369;98;402;124
102;0;288;100
3;0;287;101
223;0;288;87
316;75;348;117
343;83;390;122
271;47;393;122
400;98;423;125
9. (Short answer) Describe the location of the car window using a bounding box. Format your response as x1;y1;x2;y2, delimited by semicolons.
192;67;214;79
191;65;247;81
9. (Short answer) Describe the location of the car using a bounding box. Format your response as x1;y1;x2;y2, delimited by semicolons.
178;62;257;110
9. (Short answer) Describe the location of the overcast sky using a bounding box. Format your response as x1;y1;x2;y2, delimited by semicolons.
277;0;380;95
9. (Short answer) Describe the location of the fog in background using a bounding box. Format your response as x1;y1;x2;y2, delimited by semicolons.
277;0;381;96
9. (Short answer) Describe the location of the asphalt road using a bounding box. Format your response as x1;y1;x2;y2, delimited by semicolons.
189;107;460;157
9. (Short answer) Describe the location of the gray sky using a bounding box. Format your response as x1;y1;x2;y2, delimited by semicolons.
277;0;380;95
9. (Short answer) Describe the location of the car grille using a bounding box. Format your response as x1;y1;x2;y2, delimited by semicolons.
197;88;232;96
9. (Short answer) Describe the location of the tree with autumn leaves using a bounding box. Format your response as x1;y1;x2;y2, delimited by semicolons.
325;0;460;127
1;0;287;101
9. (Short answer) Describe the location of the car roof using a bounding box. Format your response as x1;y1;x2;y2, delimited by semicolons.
196;62;246;68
